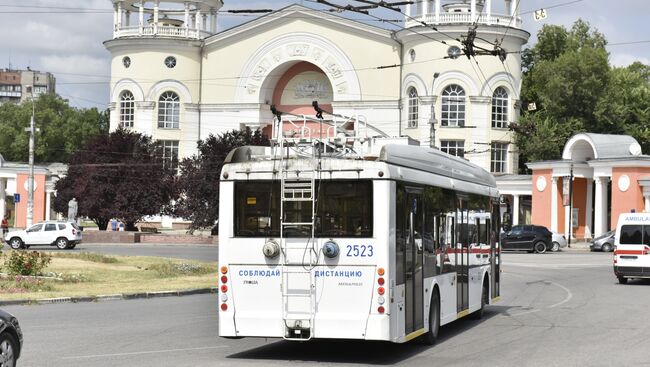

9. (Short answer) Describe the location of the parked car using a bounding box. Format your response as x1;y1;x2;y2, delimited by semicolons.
0;308;23;366
590;230;615;252
551;232;568;252
3;221;82;250
501;225;553;253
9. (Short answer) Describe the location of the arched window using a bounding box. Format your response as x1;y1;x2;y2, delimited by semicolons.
158;91;180;129
407;87;419;128
492;87;509;128
119;91;134;128
441;84;465;127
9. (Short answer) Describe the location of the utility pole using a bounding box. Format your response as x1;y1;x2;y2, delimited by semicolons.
25;86;36;227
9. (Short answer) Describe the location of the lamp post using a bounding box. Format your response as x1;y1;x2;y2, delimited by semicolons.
25;86;36;227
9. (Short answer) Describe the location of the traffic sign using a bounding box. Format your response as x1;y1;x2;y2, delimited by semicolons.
13;193;20;203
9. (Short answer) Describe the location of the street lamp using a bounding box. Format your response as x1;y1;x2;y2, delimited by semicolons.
24;85;37;227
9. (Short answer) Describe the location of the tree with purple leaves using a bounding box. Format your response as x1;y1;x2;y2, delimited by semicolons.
170;127;269;233
53;128;175;230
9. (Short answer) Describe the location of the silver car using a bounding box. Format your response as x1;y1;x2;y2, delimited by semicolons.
551;232;567;252
590;230;615;252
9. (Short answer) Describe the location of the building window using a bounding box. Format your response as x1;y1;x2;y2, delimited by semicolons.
407;87;418;128
492;87;509;128
491;142;508;173
164;56;177;68
160;140;179;173
119;91;135;128
441;140;465;158
158;91;180;129
123;56;131;68
441;84;465;127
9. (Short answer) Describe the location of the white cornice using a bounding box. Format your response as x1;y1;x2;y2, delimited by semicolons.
332;100;399;109
204;4;396;50
104;38;202;53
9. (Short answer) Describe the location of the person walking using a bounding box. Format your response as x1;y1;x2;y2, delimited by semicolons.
1;216;8;236
110;218;118;231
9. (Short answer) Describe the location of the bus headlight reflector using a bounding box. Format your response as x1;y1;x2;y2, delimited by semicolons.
378;296;385;305
323;240;340;258
262;240;280;258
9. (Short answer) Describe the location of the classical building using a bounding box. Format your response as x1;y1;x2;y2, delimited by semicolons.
0;68;56;104
528;133;650;241
105;0;529;174
0;155;65;228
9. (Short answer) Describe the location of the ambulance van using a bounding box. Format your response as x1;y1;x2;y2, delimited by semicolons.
614;212;650;284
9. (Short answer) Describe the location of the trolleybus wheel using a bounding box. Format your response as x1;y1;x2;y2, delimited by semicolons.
618;276;628;284
421;290;440;345
534;241;547;254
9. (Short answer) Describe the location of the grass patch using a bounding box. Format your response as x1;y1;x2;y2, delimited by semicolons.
51;251;119;264
0;252;217;301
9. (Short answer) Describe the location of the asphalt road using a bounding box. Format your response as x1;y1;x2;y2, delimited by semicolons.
1;243;219;262
5;251;648;367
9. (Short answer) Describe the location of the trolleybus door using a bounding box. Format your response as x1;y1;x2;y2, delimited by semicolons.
405;188;424;333
456;201;470;312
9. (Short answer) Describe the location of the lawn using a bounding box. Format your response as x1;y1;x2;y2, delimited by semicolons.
0;251;218;301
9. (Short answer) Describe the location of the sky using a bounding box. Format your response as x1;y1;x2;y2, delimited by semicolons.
0;0;648;109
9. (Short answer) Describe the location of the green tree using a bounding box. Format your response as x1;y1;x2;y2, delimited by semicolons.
0;93;106;163
53;128;175;230
171;128;270;232
515;19;611;171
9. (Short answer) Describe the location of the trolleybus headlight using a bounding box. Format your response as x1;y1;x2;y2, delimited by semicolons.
220;285;228;293
378;277;385;285
220;293;228;302
377;296;385;305
221;275;228;284
323;240;340;259
262;240;281;258
378;286;385;295
377;306;385;314
221;303;228;311
220;266;228;274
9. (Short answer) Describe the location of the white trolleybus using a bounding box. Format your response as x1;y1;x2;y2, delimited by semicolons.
218;106;502;343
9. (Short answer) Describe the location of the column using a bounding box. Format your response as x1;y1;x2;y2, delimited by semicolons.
184;2;190;36
139;3;144;35
423;0;430;17
594;177;608;237
210;10;217;33
406;1;412;17
584;178;593;239
486;0;492;24
125;10;131;27
434;0;440;23
45;192;51;221
470;0;476;21
117;1;123;30
196;8;202;30
505;0;512;17
551;177;558;232
512;0;519;16
153;0;159;34
645;195;650;212
512;194;520;225
202;14;207;32
565;205;571;241
113;3;119;34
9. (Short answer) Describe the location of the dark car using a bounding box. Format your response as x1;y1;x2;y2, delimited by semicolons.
501;225;553;254
0;309;22;366
590;230;615;252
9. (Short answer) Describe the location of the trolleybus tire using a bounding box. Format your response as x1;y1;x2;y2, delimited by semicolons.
421;290;440;345
534;241;546;254
618;276;628;284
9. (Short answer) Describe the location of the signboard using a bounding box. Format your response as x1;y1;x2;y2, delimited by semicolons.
562;177;570;206
534;9;548;21
13;193;20;203
572;208;579;228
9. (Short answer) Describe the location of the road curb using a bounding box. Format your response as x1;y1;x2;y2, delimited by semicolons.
0;287;218;307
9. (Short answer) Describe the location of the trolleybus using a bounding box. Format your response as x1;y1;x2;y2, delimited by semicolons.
217;114;501;344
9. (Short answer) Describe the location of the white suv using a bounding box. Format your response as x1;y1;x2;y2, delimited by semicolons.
4;221;83;250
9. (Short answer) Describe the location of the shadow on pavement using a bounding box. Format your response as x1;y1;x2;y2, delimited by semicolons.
227;306;511;365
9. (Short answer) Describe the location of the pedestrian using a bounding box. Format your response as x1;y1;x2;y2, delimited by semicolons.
119;222;125;231
1;216;8;236
110;218;118;231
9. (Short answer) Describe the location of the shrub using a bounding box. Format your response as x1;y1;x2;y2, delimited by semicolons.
0;276;55;293
4;251;52;276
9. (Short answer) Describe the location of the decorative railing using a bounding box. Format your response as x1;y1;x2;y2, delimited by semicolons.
406;12;522;28
114;25;213;40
